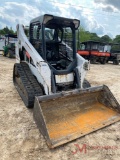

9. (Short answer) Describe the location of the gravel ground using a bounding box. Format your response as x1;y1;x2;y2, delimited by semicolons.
0;55;120;160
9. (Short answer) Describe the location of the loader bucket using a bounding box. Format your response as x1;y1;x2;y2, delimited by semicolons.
33;85;120;148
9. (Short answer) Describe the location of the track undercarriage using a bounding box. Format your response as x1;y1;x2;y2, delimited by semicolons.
13;62;43;108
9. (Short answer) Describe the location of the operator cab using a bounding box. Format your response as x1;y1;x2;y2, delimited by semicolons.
30;14;80;74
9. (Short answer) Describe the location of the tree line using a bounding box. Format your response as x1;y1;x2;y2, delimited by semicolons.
1;26;120;44
0;26;15;36
78;27;120;44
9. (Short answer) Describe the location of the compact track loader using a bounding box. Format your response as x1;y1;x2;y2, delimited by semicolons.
13;14;120;148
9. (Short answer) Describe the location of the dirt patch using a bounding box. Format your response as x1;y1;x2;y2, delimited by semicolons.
0;55;120;160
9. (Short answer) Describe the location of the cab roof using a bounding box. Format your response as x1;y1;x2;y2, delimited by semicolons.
30;14;80;29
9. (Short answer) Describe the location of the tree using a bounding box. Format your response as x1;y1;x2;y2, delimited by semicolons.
100;35;112;43
90;33;100;41
3;26;10;34
0;26;15;35
9;27;14;34
113;35;120;43
0;30;5;35
78;27;91;42
77;27;91;48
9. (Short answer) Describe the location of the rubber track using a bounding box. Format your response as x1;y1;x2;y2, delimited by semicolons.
13;62;43;108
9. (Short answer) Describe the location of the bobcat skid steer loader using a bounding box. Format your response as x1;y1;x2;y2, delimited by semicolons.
13;14;120;148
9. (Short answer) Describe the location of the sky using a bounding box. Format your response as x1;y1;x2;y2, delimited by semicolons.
0;0;120;38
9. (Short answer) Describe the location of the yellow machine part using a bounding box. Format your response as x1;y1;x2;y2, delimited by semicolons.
33;85;120;148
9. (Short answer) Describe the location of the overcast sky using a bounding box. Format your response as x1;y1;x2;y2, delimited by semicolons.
0;0;120;38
